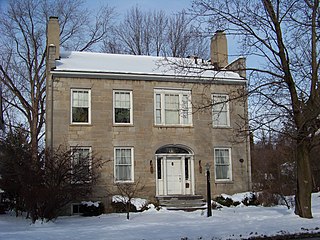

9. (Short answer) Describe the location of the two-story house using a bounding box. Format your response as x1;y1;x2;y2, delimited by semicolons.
46;17;251;213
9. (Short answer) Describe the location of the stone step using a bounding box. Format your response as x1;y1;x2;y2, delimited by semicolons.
157;195;206;211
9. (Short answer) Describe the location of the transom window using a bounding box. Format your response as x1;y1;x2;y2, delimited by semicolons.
114;147;134;182
113;91;133;124
214;148;232;181
212;94;230;127
154;89;192;126
71;89;91;124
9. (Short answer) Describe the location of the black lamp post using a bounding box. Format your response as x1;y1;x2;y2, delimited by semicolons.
205;163;212;217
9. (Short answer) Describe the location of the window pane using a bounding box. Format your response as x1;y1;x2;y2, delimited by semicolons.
72;107;89;122
215;149;230;180
165;94;179;124
116;165;132;181
114;92;131;123
213;95;228;126
156;94;161;109
155;90;192;126
115;108;130;123
156;109;161;124
157;157;162;179
216;165;229;179
165;110;179;124
115;148;132;181
72;148;91;180
72;90;90;123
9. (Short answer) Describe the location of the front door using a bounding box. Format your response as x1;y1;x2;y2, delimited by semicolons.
166;157;182;194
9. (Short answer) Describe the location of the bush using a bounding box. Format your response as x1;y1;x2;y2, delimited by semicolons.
257;191;280;207
111;201;137;213
214;196;240;207
0;203;7;214
242;192;260;206
81;201;104;216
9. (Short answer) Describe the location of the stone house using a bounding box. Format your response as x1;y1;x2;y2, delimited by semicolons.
46;17;251;213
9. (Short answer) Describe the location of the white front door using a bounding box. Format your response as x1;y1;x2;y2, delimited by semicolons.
166;158;182;194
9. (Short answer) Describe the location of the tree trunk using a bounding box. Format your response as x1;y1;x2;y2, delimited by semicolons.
295;140;313;218
126;202;130;220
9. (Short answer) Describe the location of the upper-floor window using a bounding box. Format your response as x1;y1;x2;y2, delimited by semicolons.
212;94;230;127
71;89;91;124
214;148;232;181
114;147;134;182
154;89;192;126
113;90;133;124
71;147;92;182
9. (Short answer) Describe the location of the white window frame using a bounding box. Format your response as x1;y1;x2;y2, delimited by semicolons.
113;90;133;125
114;147;134;183
214;147;232;181
70;147;92;181
154;89;192;126
212;94;230;127
71;89;91;124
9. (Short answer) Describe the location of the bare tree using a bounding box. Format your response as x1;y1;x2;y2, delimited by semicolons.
109;179;145;220
0;0;114;161
192;0;320;218
166;10;192;57
103;6;208;58
0;128;105;223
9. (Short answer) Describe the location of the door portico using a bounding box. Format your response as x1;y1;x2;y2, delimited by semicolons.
155;145;195;196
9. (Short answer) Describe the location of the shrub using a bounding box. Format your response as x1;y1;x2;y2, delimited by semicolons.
242;192;260;206
257;191;280;207
111;201;137;213
81;201;104;216
214;196;240;207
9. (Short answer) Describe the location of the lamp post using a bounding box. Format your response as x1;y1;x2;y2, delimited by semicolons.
205;163;212;217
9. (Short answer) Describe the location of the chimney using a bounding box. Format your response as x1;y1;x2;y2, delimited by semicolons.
47;16;60;60
210;30;228;69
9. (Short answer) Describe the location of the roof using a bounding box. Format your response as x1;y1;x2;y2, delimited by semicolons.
53;51;245;83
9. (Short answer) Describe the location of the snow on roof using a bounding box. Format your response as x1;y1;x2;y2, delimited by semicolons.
54;51;244;81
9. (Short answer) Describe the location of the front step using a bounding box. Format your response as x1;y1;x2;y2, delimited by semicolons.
157;195;206;211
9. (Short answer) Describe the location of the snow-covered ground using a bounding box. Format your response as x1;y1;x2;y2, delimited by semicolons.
0;192;319;240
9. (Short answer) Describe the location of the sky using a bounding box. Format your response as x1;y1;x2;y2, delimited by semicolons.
94;0;192;13
0;0;243;59
0;0;192;13
1;192;320;239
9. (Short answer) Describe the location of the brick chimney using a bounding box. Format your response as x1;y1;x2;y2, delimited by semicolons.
47;16;60;60
210;30;228;69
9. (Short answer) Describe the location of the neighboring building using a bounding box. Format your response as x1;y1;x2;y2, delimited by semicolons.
46;17;251;213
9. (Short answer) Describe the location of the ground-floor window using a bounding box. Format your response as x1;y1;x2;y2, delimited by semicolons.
114;147;134;182
71;203;84;215
214;148;232;181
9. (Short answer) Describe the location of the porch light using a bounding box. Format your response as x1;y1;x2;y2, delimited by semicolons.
205;163;212;217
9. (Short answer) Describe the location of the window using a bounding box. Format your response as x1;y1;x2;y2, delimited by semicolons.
71;203;84;215
212;94;229;127
214;148;232;181
114;147;134;182
71;89;91;124
154;89;192;126
113;91;133;124
71;147;92;181
157;157;162;180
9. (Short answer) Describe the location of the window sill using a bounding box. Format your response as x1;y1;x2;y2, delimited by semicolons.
154;125;193;128
114;180;134;184
212;126;232;129
215;180;233;184
113;124;134;127
70;123;92;127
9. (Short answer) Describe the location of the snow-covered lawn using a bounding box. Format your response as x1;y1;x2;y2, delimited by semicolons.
0;193;319;240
